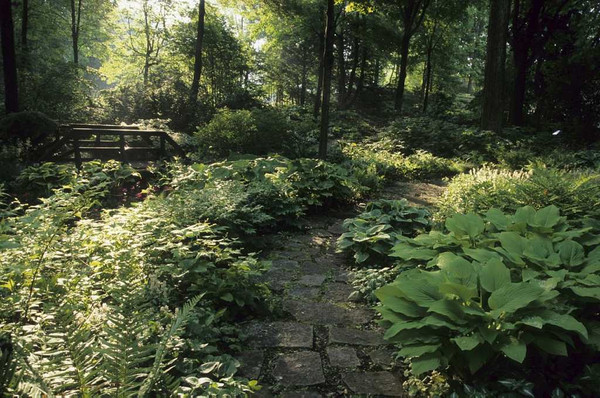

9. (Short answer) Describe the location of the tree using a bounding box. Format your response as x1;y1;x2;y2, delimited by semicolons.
392;0;431;112
70;0;83;65
1;0;19;113
189;0;206;103
319;0;335;159
480;0;510;132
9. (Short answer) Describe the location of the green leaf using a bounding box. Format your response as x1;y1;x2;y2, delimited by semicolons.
452;335;481;351
410;353;441;375
479;259;511;293
498;232;527;257
446;213;485;239
569;286;600;300
390;243;437;260
488;283;544;317
533;336;568;356
485;208;510;230
556;240;585;267
501;338;527;363
531;205;561;228
398;344;440;358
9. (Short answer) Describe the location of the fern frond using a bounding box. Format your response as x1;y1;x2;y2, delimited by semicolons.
138;294;203;397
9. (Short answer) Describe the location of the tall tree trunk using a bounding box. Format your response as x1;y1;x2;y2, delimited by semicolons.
300;51;308;105
70;0;82;65
510;46;528;125
480;0;510;132
189;0;205;103
336;19;346;104
21;0;28;50
423;48;433;113
1;0;18;113
319;0;334;159
374;57;380;86
394;32;410;111
313;10;325;118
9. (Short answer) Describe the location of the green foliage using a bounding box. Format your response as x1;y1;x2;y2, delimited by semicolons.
338;199;431;265
342;141;464;184
377;206;600;393
436;166;600;223
0;112;58;145
195;108;293;158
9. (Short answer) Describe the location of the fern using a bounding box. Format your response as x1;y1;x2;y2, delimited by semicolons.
138;294;203;397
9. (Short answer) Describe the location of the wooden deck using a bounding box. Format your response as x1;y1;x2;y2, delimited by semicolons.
39;124;186;167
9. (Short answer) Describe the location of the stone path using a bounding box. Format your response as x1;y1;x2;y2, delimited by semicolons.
238;214;403;397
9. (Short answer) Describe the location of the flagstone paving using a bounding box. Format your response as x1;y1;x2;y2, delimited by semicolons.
237;214;404;397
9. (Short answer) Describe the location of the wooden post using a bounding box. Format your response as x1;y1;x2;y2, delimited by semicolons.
74;137;81;169
120;134;126;162
159;134;166;159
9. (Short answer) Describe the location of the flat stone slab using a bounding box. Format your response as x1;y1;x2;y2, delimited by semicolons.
333;271;355;283
329;327;386;346
271;259;300;271
299;274;327;287
281;391;323;398
236;350;264;379
284;300;374;326
327;347;360;368
244;322;313;348
272;351;325;386
300;261;332;275
321;283;355;302
288;286;321;301
271;251;311;261
343;371;403;396
368;348;396;368
262;269;293;291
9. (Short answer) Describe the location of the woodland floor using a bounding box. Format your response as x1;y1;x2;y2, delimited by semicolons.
236;182;444;397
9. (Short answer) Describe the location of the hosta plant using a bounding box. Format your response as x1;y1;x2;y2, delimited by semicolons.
377;205;600;394
337;199;430;264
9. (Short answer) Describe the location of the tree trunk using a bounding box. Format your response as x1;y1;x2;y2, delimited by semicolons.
510;46;528;125
318;0;334;159
423;48;433;113
313;15;325;118
336;23;346;104
1;0;18;113
70;0;82;65
189;0;205;103
394;33;410;111
480;0;510;132
300;51;308;105
21;0;28;50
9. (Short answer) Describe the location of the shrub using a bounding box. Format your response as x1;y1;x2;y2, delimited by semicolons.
436;166;600;223
0;111;58;146
377;206;600;395
342;142;463;183
337;199;430;265
195;108;293;158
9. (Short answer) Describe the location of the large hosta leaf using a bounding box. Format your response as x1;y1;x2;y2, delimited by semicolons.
531;205;562;229
479;259;511;292
556;240;585;267
452;334;482;351
488;283;545;317
446;213;485;239
501;338;527;363
411;353;442;375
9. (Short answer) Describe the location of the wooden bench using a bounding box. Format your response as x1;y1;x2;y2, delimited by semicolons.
39;124;186;168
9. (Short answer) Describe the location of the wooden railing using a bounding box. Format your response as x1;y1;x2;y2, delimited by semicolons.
40;124;186;167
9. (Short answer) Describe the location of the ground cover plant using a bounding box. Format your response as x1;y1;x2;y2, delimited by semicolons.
377;206;600;396
337;199;431;265
0;155;370;396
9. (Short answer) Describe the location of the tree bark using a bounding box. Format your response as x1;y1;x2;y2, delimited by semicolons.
394;0;430;112
319;0;334;159
336;19;346;104
480;0;510;132
313;10;325;118
21;0;28;50
70;0;82;65
422;47;433;113
1;0;19;113
189;0;205;103
394;32;410;111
